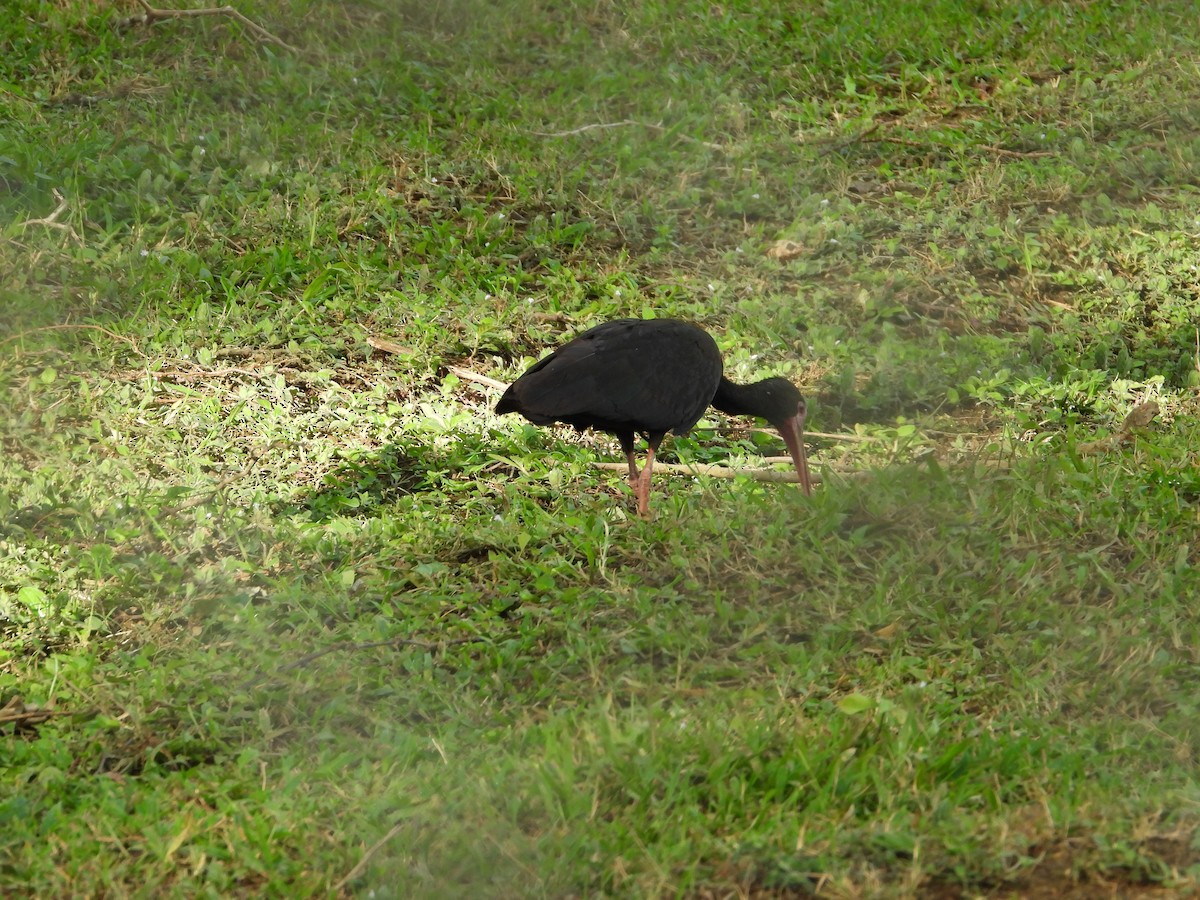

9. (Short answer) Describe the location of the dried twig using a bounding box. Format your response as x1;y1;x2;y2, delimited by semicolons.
335;821;408;891
0;696;80;728
13;189;82;244
115;0;299;53
977;144;1055;158
592;461;817;483
862;134;1054;159
0;323;145;356
530;119;641;137
750;427;876;443
815;121;881;158
242;636;484;690
366;335;414;356
1077;400;1160;455
530;119;724;150
278;636;481;673
447;366;508;391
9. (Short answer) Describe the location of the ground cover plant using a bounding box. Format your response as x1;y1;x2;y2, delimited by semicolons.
2;0;1200;895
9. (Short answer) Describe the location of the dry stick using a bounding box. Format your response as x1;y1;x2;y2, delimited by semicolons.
0;709;76;726
366;335;414;356
117;0;299;53
862;134;1053;159
530;119;641;137
593;461;813;483
242;636;484;690
749;426;875;442
977;144;1055;159
446;369;873;446
530;119;724;150
0;323;146;356
13;189;82;244
335;821;408;892
815;121;881;158
445;368;875;444
277;637;481;674
447;365;508;391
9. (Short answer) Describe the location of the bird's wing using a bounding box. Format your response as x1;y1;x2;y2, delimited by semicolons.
506;320;722;434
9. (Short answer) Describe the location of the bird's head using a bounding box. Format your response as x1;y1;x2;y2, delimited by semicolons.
758;378;812;496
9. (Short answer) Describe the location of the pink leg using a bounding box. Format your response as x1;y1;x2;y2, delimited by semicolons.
618;434;639;487
635;435;664;518
625;450;640;487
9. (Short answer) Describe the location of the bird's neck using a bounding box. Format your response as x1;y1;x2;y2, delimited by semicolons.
711;377;766;418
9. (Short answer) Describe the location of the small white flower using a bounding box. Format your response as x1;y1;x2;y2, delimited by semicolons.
614;289;621;297
820;198;830;206
197;134;206;142
735;246;743;253
751;193;760;199
431;177;438;183
140;249;149;257
829;238;839;244
497;213;505;219
198;148;205;155
707;283;715;291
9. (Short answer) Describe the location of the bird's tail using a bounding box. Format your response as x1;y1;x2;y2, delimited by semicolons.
494;385;519;415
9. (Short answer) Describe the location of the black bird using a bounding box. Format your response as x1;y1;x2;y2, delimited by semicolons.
495;318;812;515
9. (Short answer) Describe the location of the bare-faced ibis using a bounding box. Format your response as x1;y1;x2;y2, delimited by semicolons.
495;318;812;515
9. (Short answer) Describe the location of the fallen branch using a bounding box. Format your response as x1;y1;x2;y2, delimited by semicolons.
0;323;145;356
815;121;881;158
750;426;877;443
366;335;415;356
592;461;815;483
0;696;80;728
1077;400;1159;455
446;367;878;443
115;0;299;53
530;119;641;137
862;134;1054;159
977;144;1055;159
447;365;508;391
335;821;408;891
13;189;82;244
530;119;724;150
242;636;485;689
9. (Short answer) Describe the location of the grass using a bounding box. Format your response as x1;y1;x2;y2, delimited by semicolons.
3;0;1200;895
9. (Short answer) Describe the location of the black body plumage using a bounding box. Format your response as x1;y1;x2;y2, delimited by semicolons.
496;318;812;514
495;318;723;441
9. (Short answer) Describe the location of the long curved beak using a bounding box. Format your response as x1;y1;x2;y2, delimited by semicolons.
778;413;812;496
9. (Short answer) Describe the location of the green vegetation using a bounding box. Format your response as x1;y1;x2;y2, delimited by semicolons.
3;0;1199;895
